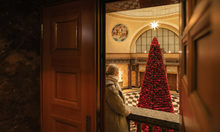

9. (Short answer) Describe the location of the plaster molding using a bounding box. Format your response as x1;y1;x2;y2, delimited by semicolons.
107;13;179;21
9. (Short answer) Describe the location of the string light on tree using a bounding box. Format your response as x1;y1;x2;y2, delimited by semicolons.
150;21;159;30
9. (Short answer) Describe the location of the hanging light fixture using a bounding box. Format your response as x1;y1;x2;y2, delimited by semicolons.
150;21;159;30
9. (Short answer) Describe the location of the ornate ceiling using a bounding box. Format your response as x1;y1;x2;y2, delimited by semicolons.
113;3;179;18
105;0;179;13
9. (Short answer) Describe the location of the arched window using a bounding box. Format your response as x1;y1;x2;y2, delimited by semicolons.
136;28;179;53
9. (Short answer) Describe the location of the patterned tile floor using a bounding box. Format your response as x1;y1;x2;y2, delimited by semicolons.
122;89;179;132
123;90;180;114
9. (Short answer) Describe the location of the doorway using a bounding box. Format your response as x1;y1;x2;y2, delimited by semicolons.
104;0;181;131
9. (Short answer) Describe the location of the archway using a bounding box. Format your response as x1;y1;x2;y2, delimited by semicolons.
130;23;179;53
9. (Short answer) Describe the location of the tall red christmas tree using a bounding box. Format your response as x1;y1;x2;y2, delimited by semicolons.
137;37;174;131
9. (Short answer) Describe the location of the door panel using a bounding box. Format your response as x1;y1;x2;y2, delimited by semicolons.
167;74;177;91
180;0;220;131
140;72;145;86
42;1;97;132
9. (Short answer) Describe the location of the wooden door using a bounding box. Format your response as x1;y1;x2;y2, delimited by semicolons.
140;72;145;86
41;1;97;132
180;0;220;131
167;74;177;91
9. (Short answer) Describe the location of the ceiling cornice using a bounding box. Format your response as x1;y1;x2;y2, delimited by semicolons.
107;13;179;21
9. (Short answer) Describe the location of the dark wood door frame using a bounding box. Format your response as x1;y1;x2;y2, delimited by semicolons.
99;1;105;132
41;0;100;131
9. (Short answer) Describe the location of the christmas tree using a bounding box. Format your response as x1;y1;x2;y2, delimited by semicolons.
137;37;174;132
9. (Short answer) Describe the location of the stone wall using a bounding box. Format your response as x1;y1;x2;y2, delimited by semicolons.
0;0;44;131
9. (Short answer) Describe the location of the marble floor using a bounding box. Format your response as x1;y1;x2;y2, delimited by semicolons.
122;88;180;132
122;88;180;114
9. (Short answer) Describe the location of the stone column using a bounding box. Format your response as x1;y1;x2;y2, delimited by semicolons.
128;64;131;89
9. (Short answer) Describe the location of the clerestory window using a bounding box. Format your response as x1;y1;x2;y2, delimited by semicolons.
136;28;179;53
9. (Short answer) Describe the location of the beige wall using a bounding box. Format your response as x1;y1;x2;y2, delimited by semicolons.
106;11;179;53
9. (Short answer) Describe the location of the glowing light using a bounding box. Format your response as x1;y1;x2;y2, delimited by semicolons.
150;21;159;30
118;70;123;82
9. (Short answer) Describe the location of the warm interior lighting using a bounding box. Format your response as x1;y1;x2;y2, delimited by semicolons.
150;21;159;30
118;70;123;82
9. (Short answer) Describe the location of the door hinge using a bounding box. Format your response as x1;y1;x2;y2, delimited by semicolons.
41;24;43;39
86;115;91;132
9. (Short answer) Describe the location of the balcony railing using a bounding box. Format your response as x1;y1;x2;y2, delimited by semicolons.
127;106;180;132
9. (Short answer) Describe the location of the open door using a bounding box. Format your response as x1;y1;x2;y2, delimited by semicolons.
41;1;98;131
180;0;220;131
